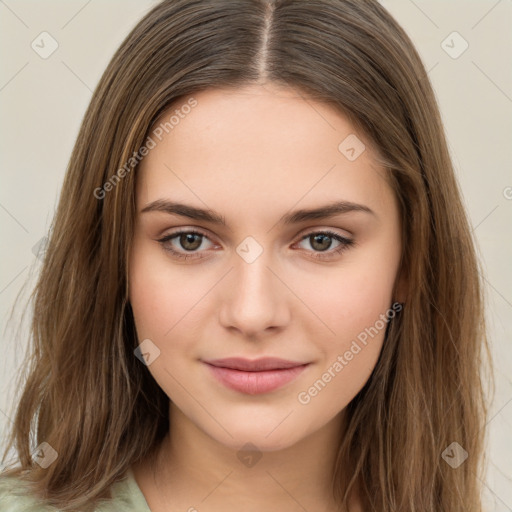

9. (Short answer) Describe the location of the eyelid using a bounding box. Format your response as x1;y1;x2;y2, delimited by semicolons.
296;225;353;239
156;226;355;261
158;225;352;243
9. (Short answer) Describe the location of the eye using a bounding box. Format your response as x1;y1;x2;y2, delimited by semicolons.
294;230;355;261
156;229;355;261
157;229;215;260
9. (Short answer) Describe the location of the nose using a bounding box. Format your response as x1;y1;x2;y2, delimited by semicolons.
218;251;290;338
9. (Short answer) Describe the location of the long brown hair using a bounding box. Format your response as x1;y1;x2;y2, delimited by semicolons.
1;0;493;510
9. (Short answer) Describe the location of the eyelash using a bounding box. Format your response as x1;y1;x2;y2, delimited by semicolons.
156;229;355;262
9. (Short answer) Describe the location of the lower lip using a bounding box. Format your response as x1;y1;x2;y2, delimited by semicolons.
205;363;309;395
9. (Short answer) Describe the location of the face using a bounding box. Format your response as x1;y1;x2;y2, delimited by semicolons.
128;84;403;452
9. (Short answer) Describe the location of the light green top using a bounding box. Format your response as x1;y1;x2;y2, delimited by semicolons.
0;467;152;511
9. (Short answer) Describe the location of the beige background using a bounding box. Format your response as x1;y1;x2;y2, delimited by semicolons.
0;0;511;509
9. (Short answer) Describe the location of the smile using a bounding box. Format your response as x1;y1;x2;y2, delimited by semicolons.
203;358;310;395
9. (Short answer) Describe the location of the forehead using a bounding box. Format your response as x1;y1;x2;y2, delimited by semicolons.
136;84;394;220
150;84;365;157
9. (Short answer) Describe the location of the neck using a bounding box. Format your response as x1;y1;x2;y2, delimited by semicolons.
134;404;360;512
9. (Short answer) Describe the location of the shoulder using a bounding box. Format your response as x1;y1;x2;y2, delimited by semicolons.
0;473;57;511
0;469;151;512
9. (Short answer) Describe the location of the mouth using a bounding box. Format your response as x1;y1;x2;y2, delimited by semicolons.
202;357;310;395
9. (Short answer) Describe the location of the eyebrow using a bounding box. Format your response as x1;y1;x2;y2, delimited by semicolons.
140;199;375;226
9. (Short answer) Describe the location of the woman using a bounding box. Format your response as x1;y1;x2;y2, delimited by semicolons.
0;0;492;510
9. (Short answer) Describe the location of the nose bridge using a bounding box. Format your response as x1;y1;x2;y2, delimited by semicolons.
234;250;274;298
219;237;288;334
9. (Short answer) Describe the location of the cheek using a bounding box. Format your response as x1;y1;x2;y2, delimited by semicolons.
129;242;193;340
296;281;392;416
299;250;398;344
293;241;399;408
128;246;205;396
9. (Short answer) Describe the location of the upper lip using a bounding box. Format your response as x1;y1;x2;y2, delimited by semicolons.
203;357;309;372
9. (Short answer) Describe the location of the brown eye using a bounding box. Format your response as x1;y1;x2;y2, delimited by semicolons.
157;229;214;260
157;229;355;262
179;233;203;251
309;233;334;252
296;230;355;261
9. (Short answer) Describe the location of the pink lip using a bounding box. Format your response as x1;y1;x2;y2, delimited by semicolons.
203;357;310;395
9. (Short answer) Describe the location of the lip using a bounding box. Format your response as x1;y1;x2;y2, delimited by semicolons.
204;357;308;371
203;357;310;395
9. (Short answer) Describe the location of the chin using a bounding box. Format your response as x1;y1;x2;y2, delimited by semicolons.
209;422;307;453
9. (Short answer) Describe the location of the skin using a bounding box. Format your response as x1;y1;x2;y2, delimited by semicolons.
129;83;405;512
